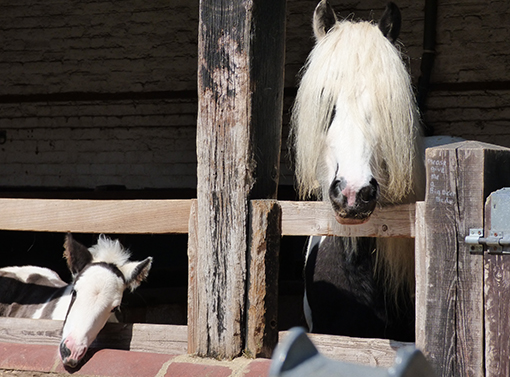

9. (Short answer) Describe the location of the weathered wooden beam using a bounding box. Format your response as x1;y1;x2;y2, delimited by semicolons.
0;316;409;369
195;0;285;359
187;199;200;355
279;201;415;238
416;141;510;377
246;200;281;358
484;191;510;377
278;331;412;368
0;318;187;355
0;198;192;234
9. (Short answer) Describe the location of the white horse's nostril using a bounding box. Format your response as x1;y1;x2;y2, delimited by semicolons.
358;178;379;203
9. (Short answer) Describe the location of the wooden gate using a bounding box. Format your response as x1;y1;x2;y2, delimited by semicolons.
416;141;510;377
1;142;510;377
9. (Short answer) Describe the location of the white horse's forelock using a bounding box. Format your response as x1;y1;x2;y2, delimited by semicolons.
291;20;421;204
88;235;131;267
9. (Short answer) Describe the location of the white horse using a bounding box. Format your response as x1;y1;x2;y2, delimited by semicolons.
291;1;423;340
0;233;152;368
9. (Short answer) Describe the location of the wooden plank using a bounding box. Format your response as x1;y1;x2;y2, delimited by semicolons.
484;167;510;377
0;317;407;368
418;144;462;377
246;200;281;358
196;0;285;359
418;141;510;377
414;201;427;347
187;199;199;354
279;201;415;238
0;198;415;238
196;0;251;354
0;318;187;355
278;331;412;368
483;193;510;377
0;198;192;234
454;143;510;377
248;0;286;199
453;144;486;377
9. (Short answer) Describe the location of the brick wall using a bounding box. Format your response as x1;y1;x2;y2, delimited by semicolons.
0;0;509;192
423;0;510;144
0;0;198;190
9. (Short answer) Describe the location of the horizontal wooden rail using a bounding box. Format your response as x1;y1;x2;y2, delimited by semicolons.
0;199;192;234
0;198;415;238
0;318;410;368
0;318;187;355
281;331;412;368
278;201;416;238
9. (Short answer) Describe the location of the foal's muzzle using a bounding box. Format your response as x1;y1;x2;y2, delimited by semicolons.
329;178;379;224
59;339;87;369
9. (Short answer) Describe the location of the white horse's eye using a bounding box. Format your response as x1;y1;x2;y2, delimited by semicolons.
111;306;120;313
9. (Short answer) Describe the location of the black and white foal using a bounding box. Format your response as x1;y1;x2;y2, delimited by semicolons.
0;233;152;368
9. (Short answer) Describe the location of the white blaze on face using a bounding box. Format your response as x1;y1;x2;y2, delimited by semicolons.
60;265;124;367
323;91;375;200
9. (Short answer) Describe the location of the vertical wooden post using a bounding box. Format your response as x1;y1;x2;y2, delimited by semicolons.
485;192;510;377
191;0;286;359
246;200;281;358
416;141;510;377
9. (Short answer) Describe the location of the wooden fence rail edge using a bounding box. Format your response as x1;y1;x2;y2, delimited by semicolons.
0;199;192;234
0;318;408;368
0;198;415;238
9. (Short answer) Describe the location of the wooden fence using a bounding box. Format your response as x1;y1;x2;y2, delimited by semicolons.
2;141;510;377
0;200;410;368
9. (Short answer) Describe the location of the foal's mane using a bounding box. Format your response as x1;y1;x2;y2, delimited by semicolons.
88;235;131;267
291;19;421;204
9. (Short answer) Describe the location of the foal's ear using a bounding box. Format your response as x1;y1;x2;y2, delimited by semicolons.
122;257;153;292
63;233;93;275
378;2;401;44
313;0;337;40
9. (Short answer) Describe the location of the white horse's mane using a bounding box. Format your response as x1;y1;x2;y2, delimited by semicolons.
292;19;424;295
88;235;131;267
291;20;422;204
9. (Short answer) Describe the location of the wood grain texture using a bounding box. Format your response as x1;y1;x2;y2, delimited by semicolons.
414;201;427;347
196;0;285;359
246;200;281;358
0;198;192;233
279;201;415;238
186;200;199;355
0;316;407;369
196;0;252;356
482;154;510;377
279;331;412;368
418;141;510;377
0;318;187;355
483;194;510;377
453;145;486;377
419;144;462;377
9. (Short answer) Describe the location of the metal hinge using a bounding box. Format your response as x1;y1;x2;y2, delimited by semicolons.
465;229;510;254
464;188;510;255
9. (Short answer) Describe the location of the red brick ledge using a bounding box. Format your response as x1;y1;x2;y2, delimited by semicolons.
0;343;271;377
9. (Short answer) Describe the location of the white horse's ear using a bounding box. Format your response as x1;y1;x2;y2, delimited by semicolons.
313;0;337;40
121;257;153;292
378;2;401;44
63;233;92;275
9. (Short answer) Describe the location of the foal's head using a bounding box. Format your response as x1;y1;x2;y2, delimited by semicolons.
292;1;421;224
59;233;152;368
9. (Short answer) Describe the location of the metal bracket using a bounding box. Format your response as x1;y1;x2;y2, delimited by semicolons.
464;188;510;255
465;228;484;254
465;229;510;254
